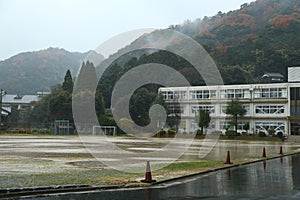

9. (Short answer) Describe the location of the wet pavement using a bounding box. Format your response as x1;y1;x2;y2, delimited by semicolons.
32;154;300;199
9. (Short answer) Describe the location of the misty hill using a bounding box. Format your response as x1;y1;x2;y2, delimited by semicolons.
170;0;300;81
0;48;103;94
96;0;300;108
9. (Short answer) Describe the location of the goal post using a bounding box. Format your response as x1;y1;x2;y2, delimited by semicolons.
54;120;70;135
92;125;116;136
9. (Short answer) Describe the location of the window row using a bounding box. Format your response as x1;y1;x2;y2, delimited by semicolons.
191;105;215;114
253;88;287;99
255;122;285;132
219;121;285;132
190;90;216;100
220;89;250;99
167;105;184;114
162;90;217;100
219;121;249;130
220;105;250;115
166;104;285;116
191;121;216;129
161;87;287;100
255;105;285;114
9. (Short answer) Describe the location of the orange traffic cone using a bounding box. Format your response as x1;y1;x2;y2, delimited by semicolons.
279;146;283;155
224;151;233;164
141;161;156;183
262;147;266;158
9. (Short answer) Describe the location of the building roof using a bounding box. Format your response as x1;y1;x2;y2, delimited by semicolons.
262;73;284;78
2;94;40;104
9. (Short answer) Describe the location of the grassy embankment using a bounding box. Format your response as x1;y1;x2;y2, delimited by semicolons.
0;161;223;188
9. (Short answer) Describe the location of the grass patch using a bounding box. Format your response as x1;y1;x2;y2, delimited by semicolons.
161;161;221;171
0;169;141;189
0;161;224;189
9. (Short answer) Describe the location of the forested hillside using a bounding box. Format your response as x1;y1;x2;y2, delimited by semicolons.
97;0;300;107
0;48;103;94
172;0;300;81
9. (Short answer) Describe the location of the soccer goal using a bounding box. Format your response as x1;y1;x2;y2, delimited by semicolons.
54;120;70;135
92;125;116;136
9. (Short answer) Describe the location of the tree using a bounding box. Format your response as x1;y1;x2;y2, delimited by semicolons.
166;100;181;132
62;70;73;93
48;90;73;121
226;99;246;135
129;88;156;126
152;92;168;129
198;109;211;134
244;122;250;134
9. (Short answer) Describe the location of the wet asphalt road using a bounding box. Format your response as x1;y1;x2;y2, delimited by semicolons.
34;154;300;200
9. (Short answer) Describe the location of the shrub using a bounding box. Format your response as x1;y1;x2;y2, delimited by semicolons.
268;129;275;136
241;131;248;136
196;129;203;136
156;129;167;137
277;131;284;139
225;130;236;137
167;129;177;136
258;131;266;137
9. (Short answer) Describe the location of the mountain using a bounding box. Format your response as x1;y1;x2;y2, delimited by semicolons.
170;0;300;82
96;0;300;108
2;0;299;95
0;48;103;94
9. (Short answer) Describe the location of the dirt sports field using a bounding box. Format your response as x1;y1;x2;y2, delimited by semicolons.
0;135;299;188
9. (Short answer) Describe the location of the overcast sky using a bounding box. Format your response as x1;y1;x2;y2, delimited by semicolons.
0;0;254;61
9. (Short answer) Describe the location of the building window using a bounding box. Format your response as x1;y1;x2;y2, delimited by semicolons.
210;90;217;98
255;105;285;114
220;89;248;99
255;122;285;133
189;90;214;100
227;89;234;99
235;89;243;98
168;104;184;114
221;104;249;115
174;91;186;100
220;121;231;130
191;105;215;114
262;89;269;98
270;88;277;98
253;88;287;99
162;91;174;100
220;121;249;130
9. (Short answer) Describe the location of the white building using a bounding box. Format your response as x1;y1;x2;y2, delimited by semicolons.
159;67;300;136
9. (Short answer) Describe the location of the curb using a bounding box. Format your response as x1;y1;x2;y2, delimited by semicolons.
0;184;124;199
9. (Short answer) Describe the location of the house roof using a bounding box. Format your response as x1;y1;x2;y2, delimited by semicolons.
262;73;284;78
1;107;11;115
2;94;40;104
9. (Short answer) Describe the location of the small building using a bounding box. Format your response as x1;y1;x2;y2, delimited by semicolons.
0;92;49;122
2;94;41;110
261;72;284;83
